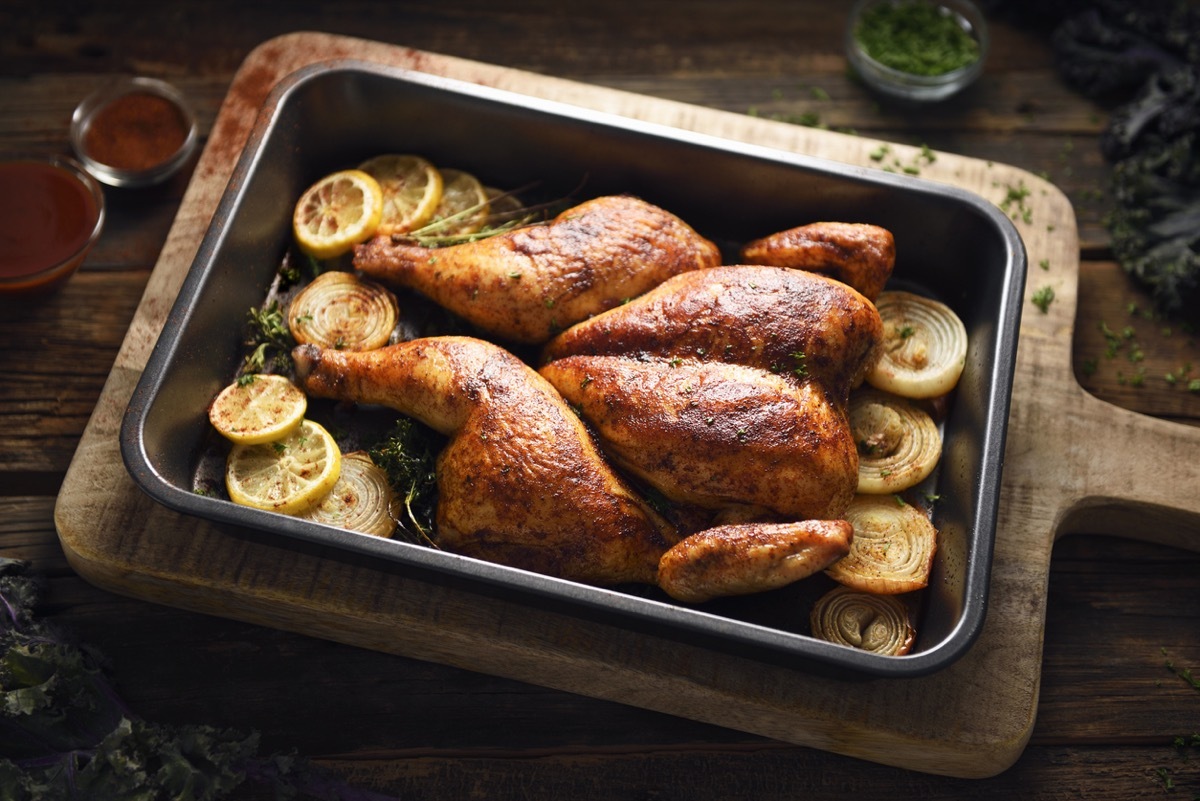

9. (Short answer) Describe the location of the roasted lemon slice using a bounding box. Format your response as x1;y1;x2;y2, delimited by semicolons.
208;374;307;445
357;154;443;236
426;168;490;237
293;169;384;259
225;419;342;515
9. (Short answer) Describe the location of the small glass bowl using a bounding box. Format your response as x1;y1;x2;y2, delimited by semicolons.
846;0;989;103
70;76;198;188
0;156;105;295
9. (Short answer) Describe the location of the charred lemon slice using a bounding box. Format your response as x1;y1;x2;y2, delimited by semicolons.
225;419;341;515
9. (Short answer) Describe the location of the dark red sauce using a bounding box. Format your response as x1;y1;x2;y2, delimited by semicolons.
0;160;101;283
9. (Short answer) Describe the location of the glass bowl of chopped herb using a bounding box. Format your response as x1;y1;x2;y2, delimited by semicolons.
846;0;988;102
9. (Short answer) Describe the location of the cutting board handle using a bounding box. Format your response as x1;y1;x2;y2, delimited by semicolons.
1053;391;1200;552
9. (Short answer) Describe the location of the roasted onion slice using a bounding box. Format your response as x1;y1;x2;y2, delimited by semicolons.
809;586;915;656
299;451;396;538
867;290;968;399
826;494;938;594
850;388;941;494
288;270;399;352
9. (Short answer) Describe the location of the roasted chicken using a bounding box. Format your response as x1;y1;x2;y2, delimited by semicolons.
292;337;677;586
353;194;722;345
292;337;852;601
740;221;895;301
538;355;859;522
540;264;884;409
538;264;883;525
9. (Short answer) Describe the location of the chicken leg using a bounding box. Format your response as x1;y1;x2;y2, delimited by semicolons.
292;337;677;586
353;194;722;345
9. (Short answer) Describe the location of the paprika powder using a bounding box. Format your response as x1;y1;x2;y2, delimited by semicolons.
71;77;197;187
83;91;189;172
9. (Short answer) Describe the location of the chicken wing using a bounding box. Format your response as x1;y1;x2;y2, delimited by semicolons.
740;221;895;301
658;520;853;603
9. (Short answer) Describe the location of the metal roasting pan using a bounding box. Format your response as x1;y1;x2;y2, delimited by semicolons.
120;60;1026;679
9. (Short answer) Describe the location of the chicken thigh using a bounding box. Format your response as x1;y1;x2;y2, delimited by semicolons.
353;194;721;345
292;337;677;586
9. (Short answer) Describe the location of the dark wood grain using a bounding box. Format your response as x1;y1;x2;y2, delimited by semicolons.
2;2;1198;798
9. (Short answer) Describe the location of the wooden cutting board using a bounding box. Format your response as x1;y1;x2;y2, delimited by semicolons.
54;33;1200;779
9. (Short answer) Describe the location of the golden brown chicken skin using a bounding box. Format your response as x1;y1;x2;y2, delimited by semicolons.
740;221;895;301
540;265;883;407
292;337;677;586
657;520;854;603
538;355;859;522
353;194;721;345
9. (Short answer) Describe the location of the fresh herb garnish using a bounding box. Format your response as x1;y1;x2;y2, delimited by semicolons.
854;0;980;77
0;557;393;799
368;417;443;544
1031;285;1056;313
241;302;296;375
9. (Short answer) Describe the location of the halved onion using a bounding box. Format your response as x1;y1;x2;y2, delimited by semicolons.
299;451;396;538
287;270;398;352
825;494;938;594
850;388;941;494
867;290;968;399
809;585;915;656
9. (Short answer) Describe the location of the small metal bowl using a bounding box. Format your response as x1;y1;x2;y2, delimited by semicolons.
70;76;198;188
0;156;105;295
846;0;989;103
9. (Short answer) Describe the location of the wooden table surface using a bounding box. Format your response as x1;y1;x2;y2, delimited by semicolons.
3;2;1198;798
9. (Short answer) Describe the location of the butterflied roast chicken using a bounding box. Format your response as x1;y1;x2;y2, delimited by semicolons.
292;337;853;601
289;209;892;603
352;194;721;345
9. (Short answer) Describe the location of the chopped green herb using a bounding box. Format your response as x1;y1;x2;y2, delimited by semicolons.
1031;285;1055;313
853;0;981;76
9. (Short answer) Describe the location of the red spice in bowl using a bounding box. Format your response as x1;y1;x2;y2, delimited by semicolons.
0;157;105;295
71;77;198;187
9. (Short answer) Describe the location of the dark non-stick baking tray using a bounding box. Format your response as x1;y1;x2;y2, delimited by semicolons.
120;60;1025;678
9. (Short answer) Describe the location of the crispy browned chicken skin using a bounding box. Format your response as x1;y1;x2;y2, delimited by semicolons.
740;221;895;301
658;520;853;603
292;337;677;586
353;194;721;345
292;337;853;601
540;264;884;408
539;355;859;522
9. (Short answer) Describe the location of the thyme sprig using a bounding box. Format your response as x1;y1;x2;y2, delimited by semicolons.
240;301;296;375
368;417;443;545
391;183;559;248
